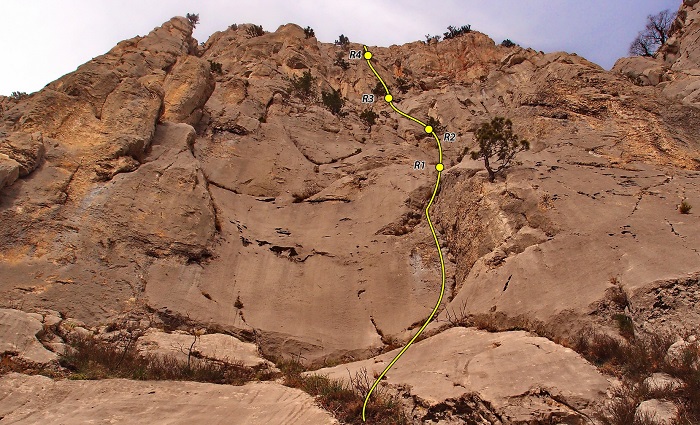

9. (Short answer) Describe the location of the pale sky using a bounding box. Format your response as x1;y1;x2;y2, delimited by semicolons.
0;0;682;96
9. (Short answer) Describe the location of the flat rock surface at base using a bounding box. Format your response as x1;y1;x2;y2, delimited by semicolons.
314;327;610;422
0;373;337;425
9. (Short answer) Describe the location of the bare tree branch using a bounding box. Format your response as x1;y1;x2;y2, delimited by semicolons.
629;9;675;57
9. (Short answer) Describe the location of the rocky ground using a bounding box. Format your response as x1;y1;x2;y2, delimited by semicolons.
1;1;700;423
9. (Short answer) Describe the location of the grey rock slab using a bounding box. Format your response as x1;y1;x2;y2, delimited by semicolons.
0;309;56;364
314;327;610;421
137;329;270;367
0;373;337;424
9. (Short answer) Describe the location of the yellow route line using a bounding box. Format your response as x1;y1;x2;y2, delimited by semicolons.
361;46;446;423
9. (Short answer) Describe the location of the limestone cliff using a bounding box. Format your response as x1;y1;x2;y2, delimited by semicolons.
1;5;699;423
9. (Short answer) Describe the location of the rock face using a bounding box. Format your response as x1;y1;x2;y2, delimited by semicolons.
314;327;610;423
613;0;700;105
0;373;337;424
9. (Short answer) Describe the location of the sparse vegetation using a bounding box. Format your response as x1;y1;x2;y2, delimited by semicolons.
234;296;244;309
322;88;346;116
10;91;28;100
278;358;409;424
443;25;472;40
372;81;386;98
424;34;441;44
569;328;700;425
471;117;530;182
501;39;516;48
335;34;350;46
538;193;555;210
613;314;635;340
186;13;200;28
629;9;674;57
395;77;411;94
209;60;223;74
288;70;317;100
679;200;692;214
360;109;379;128
442;303;699;424
334;52;350;70
425;116;444;137
607;277;630;309
59;335;274;384
303;26;315;39
247;24;264;38
229;24;238;31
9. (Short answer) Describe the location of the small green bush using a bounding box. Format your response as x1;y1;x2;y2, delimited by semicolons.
335;34;350;46
322;89;345;116
425;116;444;136
613;314;635;340
247;24;264;38
186;13;200;28
209;60;223;74
424;34;441;44
372;81;386;98
229;24;238;31
334;52;350;70
443;25;471;40
9;91;28;100
395;77;411;94
304;26;315;39
360;109;379;128
501;39;516;48
289;70;317;100
680;200;692;214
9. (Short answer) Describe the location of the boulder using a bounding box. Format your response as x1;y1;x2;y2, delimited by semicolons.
161;56;215;125
0;153;20;189
612;57;667;86
643;373;685;392
0;309;57;365
0;132;45;176
666;338;700;367
137;329;270;367
635;399;678;425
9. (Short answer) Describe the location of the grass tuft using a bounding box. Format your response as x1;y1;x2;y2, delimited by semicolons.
278;358;409;424
59;336;275;385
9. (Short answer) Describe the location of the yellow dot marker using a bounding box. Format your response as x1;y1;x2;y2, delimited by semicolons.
385;94;393;102
425;125;433;133
364;51;372;60
436;163;444;172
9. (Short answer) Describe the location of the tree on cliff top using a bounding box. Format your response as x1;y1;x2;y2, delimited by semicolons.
629;9;674;57
186;13;200;28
